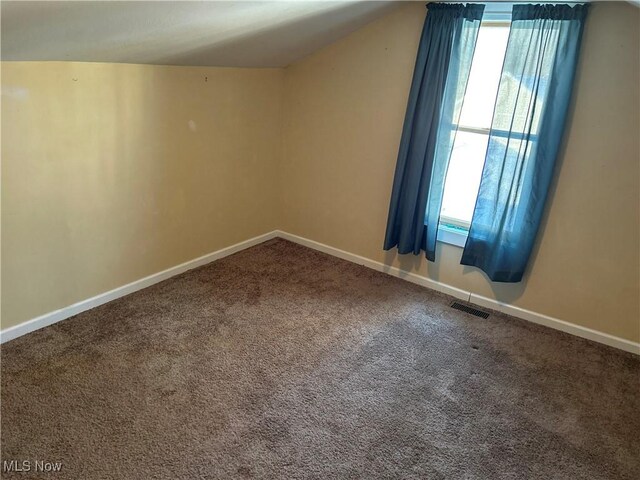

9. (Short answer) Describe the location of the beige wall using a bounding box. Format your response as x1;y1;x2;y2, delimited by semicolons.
2;2;639;344
281;2;640;342
2;62;283;329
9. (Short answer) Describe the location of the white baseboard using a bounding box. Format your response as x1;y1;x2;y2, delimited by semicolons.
468;294;640;355
0;231;279;344
276;230;640;355
275;231;470;301
3;229;638;355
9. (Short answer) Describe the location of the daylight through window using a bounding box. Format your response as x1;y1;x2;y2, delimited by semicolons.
439;21;511;229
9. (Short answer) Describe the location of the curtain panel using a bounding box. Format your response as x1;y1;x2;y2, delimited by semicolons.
384;3;484;260
461;3;589;282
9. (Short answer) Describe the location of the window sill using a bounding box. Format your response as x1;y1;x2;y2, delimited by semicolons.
437;224;468;248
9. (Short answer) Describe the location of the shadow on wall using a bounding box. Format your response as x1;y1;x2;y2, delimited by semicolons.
1;1;400;68
153;2;400;67
383;244;529;304
383;247;440;280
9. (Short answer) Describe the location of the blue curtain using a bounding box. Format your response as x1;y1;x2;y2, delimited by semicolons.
384;3;484;260
461;4;589;282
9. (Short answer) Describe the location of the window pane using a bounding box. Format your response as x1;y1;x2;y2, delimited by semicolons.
440;131;489;225
457;24;510;130
440;22;511;229
491;25;559;135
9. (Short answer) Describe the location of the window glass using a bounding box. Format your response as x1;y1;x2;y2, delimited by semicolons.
440;22;511;227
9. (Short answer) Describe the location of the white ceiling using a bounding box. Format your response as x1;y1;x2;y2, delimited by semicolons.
0;1;401;68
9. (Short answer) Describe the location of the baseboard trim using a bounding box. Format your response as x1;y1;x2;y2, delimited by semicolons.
0;231;279;344
468;294;640;354
276;230;640;355
3;229;638;355
275;231;470;301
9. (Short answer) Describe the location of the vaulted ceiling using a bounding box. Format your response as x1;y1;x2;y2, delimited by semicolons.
1;1;400;67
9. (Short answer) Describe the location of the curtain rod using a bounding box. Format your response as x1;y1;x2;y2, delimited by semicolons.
427;1;592;16
430;1;592;3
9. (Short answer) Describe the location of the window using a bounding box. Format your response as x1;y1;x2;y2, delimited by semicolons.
438;20;511;238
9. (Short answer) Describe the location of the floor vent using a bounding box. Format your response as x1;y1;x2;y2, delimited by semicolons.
450;302;490;319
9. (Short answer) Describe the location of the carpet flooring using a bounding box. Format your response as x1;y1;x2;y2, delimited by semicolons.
1;238;639;479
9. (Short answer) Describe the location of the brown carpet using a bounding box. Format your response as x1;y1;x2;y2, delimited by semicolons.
1;238;639;479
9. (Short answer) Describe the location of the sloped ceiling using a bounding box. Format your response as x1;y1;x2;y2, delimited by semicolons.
0;1;401;68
